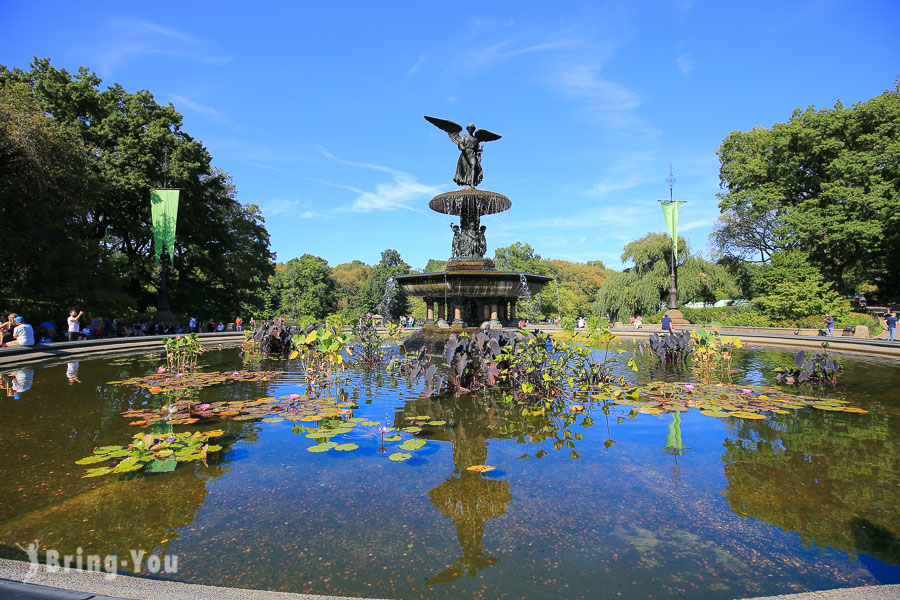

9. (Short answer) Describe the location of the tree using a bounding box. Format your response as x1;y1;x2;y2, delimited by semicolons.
493;242;552;276
271;255;337;319
354;249;411;316
331;260;371;310
751;250;848;321
0;59;274;320
493;242;552;321
596;233;739;320
715;82;900;295
545;259;610;318
423;258;447;273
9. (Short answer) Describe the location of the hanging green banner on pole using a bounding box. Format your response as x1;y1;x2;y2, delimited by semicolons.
151;189;180;265
660;201;685;261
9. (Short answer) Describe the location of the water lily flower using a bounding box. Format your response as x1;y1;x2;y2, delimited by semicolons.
232;371;240;376
377;426;389;434
165;378;171;382
684;384;695;391
741;388;752;395
288;407;298;413
288;393;301;400
157;368;166;374
199;403;211;410
176;373;185;378
166;437;177;442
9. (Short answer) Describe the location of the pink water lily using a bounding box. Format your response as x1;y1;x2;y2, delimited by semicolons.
199;403;211;410
232;371;240;376
165;378;171;382
741;388;752;395
288;393;301;400
684;384;695;391
176;373;185;378
157;368;166;373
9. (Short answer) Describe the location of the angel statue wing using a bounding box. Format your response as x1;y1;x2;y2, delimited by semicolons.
425;115;463;143
474;129;501;143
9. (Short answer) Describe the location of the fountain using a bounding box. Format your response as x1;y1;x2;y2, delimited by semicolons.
396;116;551;345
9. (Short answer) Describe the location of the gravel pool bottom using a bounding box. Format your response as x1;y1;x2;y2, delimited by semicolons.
0;345;898;599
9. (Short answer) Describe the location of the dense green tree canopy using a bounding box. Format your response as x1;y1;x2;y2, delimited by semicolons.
714;82;900;295
331;260;371;310
270;255;337;320
0;59;273;321
751;250;849;321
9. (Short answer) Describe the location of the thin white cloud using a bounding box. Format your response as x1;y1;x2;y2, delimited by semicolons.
170;94;229;123
260;198;331;219
407;53;425;76
97;18;230;74
676;53;695;76
317;148;444;214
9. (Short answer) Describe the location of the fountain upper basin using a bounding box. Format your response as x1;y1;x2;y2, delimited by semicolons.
395;271;551;298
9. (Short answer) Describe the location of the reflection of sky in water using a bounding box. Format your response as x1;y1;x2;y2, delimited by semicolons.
0;346;897;600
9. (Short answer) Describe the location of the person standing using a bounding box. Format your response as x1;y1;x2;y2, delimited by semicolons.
189;316;197;333
824;313;835;337
886;312;897;342
235;316;243;332
66;309;83;341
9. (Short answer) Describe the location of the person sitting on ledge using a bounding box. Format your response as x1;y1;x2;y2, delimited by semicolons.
3;315;35;347
661;313;674;332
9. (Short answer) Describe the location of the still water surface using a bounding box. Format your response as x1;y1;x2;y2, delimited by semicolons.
1;344;898;599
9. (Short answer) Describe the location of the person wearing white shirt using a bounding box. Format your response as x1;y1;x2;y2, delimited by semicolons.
67;309;83;341
3;316;34;347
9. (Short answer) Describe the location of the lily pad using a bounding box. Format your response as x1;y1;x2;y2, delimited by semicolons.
401;426;422;433
76;454;113;465
147;458;178;473
333;443;359;452
466;465;496;473
398;438;426;451
82;467;112;478
388;452;412;462
383;435;402;442
307;442;337;453
427;420;447;426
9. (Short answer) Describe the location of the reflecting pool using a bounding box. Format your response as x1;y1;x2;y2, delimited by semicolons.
1;344;898;599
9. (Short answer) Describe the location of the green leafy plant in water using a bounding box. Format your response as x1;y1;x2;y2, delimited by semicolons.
163;333;203;374
690;322;742;383
291;325;353;393
77;430;225;477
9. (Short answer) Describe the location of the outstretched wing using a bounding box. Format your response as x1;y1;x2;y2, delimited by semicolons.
474;128;501;142
424;115;463;135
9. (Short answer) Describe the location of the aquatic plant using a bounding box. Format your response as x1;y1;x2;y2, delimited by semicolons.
163;333;203;373
76;430;225;477
775;344;842;386
604;381;866;418
351;321;398;368
290;326;353;391
643;330;693;365
690;323;742;383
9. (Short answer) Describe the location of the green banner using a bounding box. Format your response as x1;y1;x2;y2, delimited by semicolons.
665;412;684;450
151;189;180;265
660;201;685;261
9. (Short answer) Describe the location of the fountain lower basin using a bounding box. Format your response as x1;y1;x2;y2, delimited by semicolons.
395;270;551;330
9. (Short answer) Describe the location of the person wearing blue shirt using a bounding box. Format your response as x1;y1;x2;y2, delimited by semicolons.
886;312;898;342
661;313;673;332
824;313;835;337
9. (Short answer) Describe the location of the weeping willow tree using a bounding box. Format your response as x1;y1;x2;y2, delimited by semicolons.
596;233;739;320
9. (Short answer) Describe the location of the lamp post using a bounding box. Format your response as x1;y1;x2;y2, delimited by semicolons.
658;166;684;310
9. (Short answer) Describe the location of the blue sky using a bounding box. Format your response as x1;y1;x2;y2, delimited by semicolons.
2;1;897;271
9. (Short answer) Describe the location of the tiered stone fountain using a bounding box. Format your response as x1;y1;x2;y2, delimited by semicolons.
395;117;551;334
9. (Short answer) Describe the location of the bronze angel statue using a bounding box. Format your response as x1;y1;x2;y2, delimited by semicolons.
425;116;501;187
